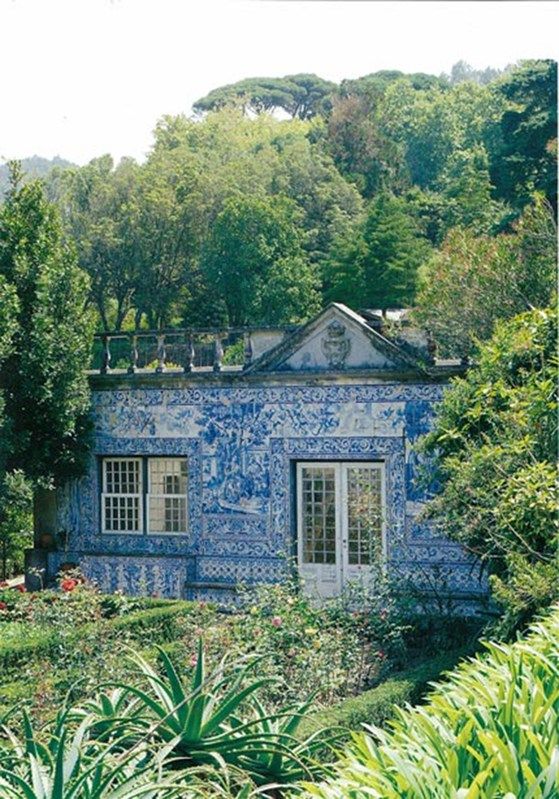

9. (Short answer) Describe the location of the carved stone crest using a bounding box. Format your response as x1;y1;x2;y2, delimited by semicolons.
321;320;351;369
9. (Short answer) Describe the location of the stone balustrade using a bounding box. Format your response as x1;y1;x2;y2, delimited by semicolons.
92;326;295;374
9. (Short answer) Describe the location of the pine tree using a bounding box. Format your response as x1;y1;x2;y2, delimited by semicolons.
360;193;431;308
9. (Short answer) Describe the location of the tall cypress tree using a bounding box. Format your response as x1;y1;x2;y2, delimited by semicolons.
360;192;431;309
0;164;93;488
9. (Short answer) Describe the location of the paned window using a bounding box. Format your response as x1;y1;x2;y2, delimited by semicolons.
300;467;337;564
148;458;188;534
101;457;188;535
346;466;383;565
297;461;384;572
102;458;142;533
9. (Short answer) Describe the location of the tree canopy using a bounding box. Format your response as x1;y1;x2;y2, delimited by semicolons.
193;74;336;119
413;196;557;356
0;166;93;485
8;58;554;342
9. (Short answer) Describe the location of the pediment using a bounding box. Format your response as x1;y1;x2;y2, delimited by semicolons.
245;304;424;375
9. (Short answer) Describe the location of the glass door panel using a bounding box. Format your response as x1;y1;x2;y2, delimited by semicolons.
345;465;383;566
297;464;341;598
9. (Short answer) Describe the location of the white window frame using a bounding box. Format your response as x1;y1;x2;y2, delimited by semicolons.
146;457;188;536
101;457;143;535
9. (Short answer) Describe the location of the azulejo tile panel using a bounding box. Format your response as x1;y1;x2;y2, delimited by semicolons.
48;381;484;600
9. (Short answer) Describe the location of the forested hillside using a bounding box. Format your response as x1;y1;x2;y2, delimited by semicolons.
5;60;557;355
0;155;74;197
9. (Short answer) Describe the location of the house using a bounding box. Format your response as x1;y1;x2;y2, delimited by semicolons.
27;303;484;607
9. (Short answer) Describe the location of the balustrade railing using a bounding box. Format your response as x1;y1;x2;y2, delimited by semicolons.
91;326;294;375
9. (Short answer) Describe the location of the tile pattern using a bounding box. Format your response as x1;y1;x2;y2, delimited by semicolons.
48;382;486;600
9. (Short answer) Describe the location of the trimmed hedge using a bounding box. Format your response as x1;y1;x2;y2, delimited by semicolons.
104;601;195;641
299;647;472;739
0;601;196;674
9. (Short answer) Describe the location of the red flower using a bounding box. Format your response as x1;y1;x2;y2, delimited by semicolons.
0;601;7;611
271;616;282;628
61;578;78;593
15;584;26;593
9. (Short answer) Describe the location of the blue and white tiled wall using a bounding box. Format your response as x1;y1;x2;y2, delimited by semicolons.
48;383;486;602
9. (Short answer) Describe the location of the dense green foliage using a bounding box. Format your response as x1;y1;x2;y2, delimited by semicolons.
30;59;556;339
491;60;557;210
303;606;559;798
413;196;557;356
0;167;93;483
419;308;558;634
0;579;468;797
0;168;93;577
324;192;431;308
202;194;319;325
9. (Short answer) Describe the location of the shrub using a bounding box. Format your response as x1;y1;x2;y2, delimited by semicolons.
302;605;559;798
0;710;183;798
298;646;473;740
418;308;558;636
0;595;196;675
227;575;410;708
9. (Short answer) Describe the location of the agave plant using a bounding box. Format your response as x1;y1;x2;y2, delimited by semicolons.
0;710;182;799
106;640;332;786
70;687;143;744
223;696;332;787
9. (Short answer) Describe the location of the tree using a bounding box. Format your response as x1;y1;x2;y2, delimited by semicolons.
49;156;141;331
327;92;409;197
418;308;558;634
380;79;507;190
0;165;93;486
0;471;32;580
413;196;557;356
201;195;320;326
0;276;20;578
444;60;506;86
361;193;431;308
144;110;361;325
193;74;336;119
437;145;508;235
491;60;557;210
324;193;431;309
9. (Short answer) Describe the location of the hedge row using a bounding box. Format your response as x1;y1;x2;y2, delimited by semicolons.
0;601;196;674
299;647;473;740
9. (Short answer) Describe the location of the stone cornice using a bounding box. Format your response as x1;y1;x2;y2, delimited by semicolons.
88;363;465;391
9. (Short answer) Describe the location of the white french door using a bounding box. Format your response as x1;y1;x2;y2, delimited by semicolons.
296;461;385;599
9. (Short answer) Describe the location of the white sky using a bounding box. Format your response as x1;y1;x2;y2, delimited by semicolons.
1;0;557;165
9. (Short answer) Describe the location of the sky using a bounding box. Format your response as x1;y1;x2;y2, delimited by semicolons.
0;0;557;166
